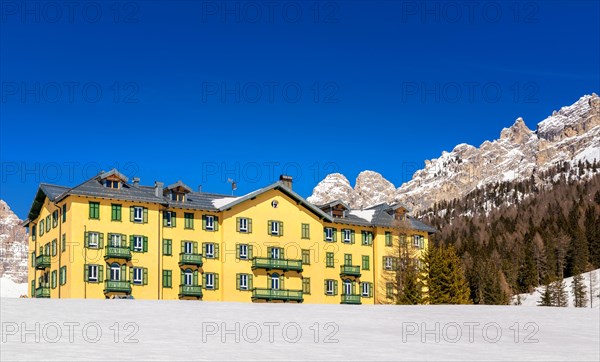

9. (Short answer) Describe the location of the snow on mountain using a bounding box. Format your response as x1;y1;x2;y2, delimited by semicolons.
513;269;600;308
2;298;599;361
0;200;28;284
0;276;28;298
308;94;600;211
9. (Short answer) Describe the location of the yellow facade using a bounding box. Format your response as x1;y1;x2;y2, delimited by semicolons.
26;172;431;304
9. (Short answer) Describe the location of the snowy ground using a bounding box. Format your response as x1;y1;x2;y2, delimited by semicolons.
0;277;27;298
514;269;600;308
1;299;598;361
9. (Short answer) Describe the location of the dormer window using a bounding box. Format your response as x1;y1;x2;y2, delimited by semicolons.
105;180;120;189
171;192;185;202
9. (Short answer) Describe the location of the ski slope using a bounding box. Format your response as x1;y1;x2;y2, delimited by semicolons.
514;269;600;308
1;299;598;361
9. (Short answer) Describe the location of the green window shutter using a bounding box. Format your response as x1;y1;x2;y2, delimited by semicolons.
98;265;104;282
214;244;220;259
84;232;89;247
162;270;167;287
62;204;67;222
98;233;104;248
130;207;134;222
202;273;206;287
236;244;240;259
279;221;284;236
193;241;198;254
143;237;148;252
351;230;356;244
202;215;207;230
51;240;57;256
214;274;219;290
129;267;133;283
180;240;185;253
323;228;327;241
202;242;207;256
267;220;272;235
172;212;176;227
51;271;56;288
236;218;240;232
214;216;219;231
267;246;272;257
143;268;148;285
193;270;198;285
248;245;253;259
369;283;373;297
84;264;89;282
143;208;148;223
163;212;168;227
248;218;252;233
334;281;338;295
333;228;337;242
236;273;241;290
248;275;253;290
324;280;328;295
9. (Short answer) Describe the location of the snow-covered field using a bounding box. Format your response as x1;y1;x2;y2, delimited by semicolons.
1;299;598;361
0;277;27;298
514;269;600;308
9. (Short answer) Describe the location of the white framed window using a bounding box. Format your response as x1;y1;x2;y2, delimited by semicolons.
343;279;351;295
361;282;370;297
110;263;120;281
271;221;279;235
134;207;143;223
205;215;214;230
88;265;98;282
184;241;193;254
240;274;248;290
88;232;99;248
133;267;143;285
133;236;143;252
239;244;248;260
205;273;215;289
205;243;214;258
271;273;280;290
270;247;281;260
239;218;248;232
184;269;193;286
413;235;420;248
326;280;335;295
384;257;393;270
110;233;121;247
165;211;173;227
343;229;351;243
325;227;333;241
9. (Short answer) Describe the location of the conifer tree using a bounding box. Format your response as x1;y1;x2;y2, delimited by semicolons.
421;245;471;304
538;282;554;306
571;271;588;307
552;278;569;307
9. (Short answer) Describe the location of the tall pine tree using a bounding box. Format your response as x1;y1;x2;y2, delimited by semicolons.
421;245;470;304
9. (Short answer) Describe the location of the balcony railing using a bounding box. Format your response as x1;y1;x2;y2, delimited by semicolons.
252;288;303;302
105;245;131;260
104;280;132;294
35;285;50;298
251;257;303;272
35;255;50;270
179;253;203;267
179;284;203;298
341;294;362;304
340;265;361;277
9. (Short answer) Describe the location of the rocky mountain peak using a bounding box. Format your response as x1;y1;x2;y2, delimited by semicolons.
500;117;533;143
0;200;28;283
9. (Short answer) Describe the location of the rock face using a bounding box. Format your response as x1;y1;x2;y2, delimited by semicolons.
0;200;28;283
308;94;600;211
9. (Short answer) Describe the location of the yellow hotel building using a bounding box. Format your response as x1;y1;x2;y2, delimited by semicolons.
25;169;436;304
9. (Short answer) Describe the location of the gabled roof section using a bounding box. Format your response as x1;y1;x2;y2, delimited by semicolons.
166;180;192;193
386;202;412;213
317;199;351;210
27;184;70;221
99;168;129;182
216;182;333;222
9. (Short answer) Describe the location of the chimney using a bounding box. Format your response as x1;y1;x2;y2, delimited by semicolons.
279;175;293;189
132;177;140;186
198;185;203;193
154;181;164;197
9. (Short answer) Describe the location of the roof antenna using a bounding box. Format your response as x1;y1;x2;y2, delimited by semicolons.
227;178;237;196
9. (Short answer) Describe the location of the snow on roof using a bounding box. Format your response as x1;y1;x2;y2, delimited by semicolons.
211;197;241;209
348;209;376;223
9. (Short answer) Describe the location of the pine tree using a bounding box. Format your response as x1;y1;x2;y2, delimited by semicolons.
421;245;471;304
538;282;554;306
571;271;588;307
552;278;569;307
397;259;422;305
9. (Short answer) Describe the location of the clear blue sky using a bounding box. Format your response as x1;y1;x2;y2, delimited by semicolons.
1;0;599;219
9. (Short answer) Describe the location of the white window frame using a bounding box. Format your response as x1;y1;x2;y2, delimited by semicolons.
325;227;333;241
133;267;143;285
239;244;248;260
240;274;248;290
184;270;193;286
343;280;351;295
271;274;280;290
88;232;99;248
326;280;334;295
184;241;193;254
205;273;215;289
88;265;98;282
361;282;370;297
165;211;173;227
413;235;420;248
343;229;351;243
271;221;279;235
134;207;143;223
205;243;214;258
110;264;121;281
110;233;121;247
384;257;393;270
239;218;248;232
205;215;214;230
270;247;280;260
133;236;143;252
